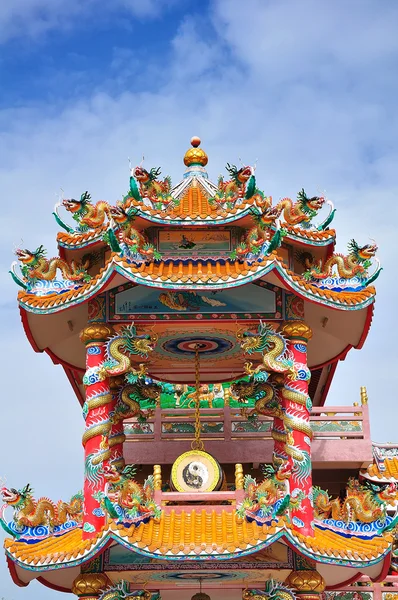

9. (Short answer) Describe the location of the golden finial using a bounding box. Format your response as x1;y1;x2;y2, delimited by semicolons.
360;386;368;405
235;463;244;490
184;136;208;167
153;464;162;490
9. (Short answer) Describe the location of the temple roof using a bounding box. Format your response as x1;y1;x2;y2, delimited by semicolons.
4;511;394;571
361;444;398;483
16;252;376;315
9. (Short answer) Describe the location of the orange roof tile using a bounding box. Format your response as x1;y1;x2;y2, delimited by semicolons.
363;457;398;481
4;510;393;569
17;253;376;314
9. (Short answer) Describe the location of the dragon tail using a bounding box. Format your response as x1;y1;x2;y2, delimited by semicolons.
245;175;256;200
104;228;121;253
317;208;336;231
268;228;287;254
9;265;27;290
52;210;75;234
129;176;142;202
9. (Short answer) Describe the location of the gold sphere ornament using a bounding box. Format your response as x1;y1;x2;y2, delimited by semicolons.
80;323;113;345
184;137;208;167
285;570;325;594
72;573;109;596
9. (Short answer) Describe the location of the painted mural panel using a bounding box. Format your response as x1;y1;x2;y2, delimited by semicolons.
109;281;282;321
158;229;231;254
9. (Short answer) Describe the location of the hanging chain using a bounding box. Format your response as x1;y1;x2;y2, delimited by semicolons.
191;345;205;451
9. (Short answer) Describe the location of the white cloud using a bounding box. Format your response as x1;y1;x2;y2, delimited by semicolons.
0;0;180;43
1;1;398;596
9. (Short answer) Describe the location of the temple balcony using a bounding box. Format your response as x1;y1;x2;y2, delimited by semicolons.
123;403;372;470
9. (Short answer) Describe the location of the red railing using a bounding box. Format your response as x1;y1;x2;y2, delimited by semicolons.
123;404;372;466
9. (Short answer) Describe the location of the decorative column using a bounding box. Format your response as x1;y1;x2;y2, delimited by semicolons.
109;376;126;471
285;570;325;600
72;573;109;599
280;321;313;536
80;322;114;539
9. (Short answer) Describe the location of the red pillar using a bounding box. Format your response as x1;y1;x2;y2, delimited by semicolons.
109;377;126;471
280;321;314;537
80;323;114;539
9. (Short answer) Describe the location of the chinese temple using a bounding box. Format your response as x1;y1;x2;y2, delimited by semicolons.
3;137;398;600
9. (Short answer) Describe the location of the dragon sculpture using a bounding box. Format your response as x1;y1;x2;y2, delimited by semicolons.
61;191;111;231
215;163;255;203
237;321;295;377
313;479;398;523
237;463;296;523
98;580;151;600
12;246;92;289
108;204;161;262
243;579;297;600
114;379;162;421
231;378;281;418
95;464;160;523
299;239;381;286
232;218;286;262
236;323;312;479
99;323;157;378
275;188;334;230
1;484;83;530
131;166;173;207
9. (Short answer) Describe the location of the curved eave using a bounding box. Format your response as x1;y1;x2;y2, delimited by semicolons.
4;517;393;574
17;253;376;315
56;219;335;252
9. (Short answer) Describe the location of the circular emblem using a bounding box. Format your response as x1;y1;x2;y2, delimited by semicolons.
171;450;222;493
162;336;233;357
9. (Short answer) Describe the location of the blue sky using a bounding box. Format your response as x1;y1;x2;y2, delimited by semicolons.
1;0;398;597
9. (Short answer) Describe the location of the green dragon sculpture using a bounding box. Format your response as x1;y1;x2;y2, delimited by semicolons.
108;203;161;261
0;484;83;531
243;579;297;600
114;379;161;422
131;165;173;207
61;191;111;231
215;163;255;203
96;464;160;522
237;321;294;376
11;245;93;289
313;479;398;523
275;188;335;230
299;239;381;286
237;464;295;522
98;580;151;600
98;323;158;378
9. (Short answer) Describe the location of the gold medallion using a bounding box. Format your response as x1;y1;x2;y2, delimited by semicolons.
171;450;222;493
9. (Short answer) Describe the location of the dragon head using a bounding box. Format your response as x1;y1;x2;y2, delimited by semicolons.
348;239;378;263
257;205;281;228
62;191;91;213
15;245;46;265
262;462;291;482
140;381;162;400
380;482;398;503
231;379;255;401
98;580;132;600
297;188;325;212
133;166;161;183
1;484;32;507
109;203;137;225
237;321;275;354
120;324;158;358
225;163;253;185
102;464;122;484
